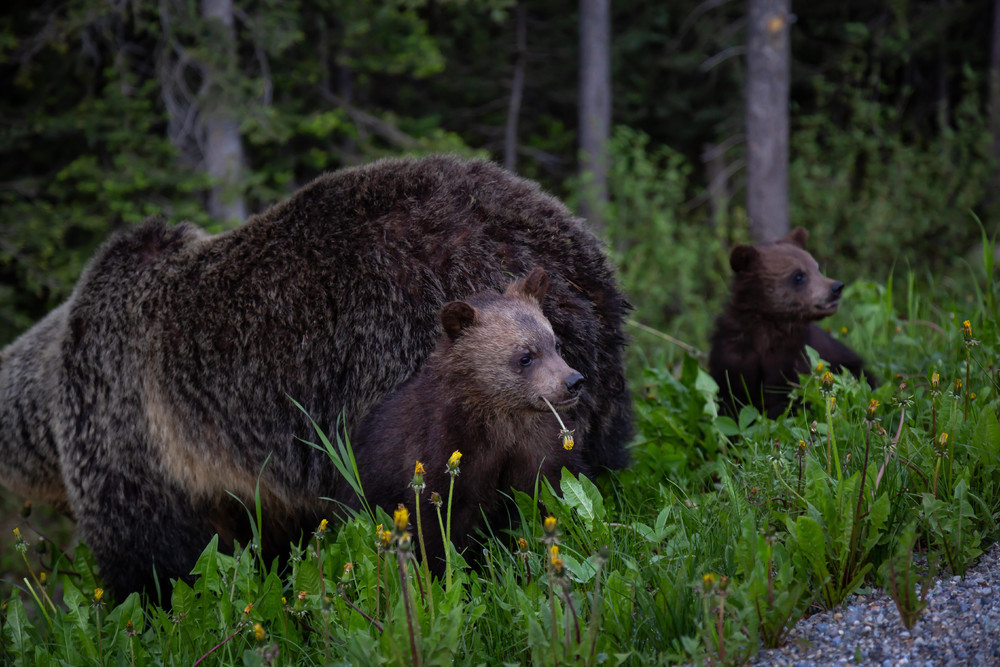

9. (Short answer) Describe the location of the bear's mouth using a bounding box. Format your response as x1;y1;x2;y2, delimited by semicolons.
543;396;580;411
817;299;840;314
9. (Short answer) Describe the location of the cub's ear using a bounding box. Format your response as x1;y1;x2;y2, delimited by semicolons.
783;227;809;249
506;267;549;303
441;301;478;341
729;245;759;273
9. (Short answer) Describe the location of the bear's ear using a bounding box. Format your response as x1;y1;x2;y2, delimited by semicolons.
507;267;549;303
441;301;478;341
729;245;759;273
783;227;809;249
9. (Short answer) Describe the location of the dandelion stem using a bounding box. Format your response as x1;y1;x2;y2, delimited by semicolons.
398;554;422;667
414;489;434;617
445;475;456;592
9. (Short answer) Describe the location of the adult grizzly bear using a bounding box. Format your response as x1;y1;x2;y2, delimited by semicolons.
709;227;872;418
345;267;587;571
0;155;631;597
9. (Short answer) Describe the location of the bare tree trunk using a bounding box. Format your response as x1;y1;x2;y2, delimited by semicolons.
201;0;246;223
745;0;790;242
504;4;527;173
579;0;611;232
991;0;1000;198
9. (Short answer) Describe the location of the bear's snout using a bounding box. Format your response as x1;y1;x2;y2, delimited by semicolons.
565;372;584;395
830;281;844;298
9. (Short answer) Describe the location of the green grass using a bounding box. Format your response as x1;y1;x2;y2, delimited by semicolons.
1;250;998;665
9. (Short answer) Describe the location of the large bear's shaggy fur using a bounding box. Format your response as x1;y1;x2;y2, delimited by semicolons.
709;227;872;418
0;155;632;596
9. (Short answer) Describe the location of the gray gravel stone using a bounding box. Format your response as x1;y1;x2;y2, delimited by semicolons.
752;543;1000;666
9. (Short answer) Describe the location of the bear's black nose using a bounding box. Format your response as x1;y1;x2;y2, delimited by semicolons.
831;281;844;298
565;373;584;395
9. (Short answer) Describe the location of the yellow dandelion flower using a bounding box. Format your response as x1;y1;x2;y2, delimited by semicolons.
39;572;46;585
815;361;824;373
12;527;20;540
931;372;940;389
244;602;253;615
393;504;410;532
938;432;949;446
549;545;560;564
94;588;104;603
447;450;462;469
297;590;307;601
254;622;265;641
840;326;848;335
414;461;425;476
561;430;575;451
551;557;564;574
963;320;972;338
702;573;716;591
867;398;879;417
955;379;963;391
518;537;529;550
344;562;354;574
543;515;557;534
281;597;287;605
318;518;328;533
822;371;834;388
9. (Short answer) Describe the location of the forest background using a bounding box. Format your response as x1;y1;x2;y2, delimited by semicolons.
2;0;997;351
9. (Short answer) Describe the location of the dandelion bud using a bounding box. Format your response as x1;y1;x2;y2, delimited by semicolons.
810;420;818;435
543;516;557;534
821;371;835;393
561;429;575;451
955;378;962;392
94;588;104;603
39;572;46;585
397;532;413;552
297;590;307;601
549;545;560;564
393;505;410;533
938;432;949;446
244;602;253;615
840;326;848;335
518;537;529;551
447;450;462;470
317;518;328;534
430;491;442;508
702;573;716;591
798;440;806;452
411;460;426;490
930;372;940;389
719;575;730;591
126;619;136;637
254;623;265;641
343;562;354;574
867;398;879;418
963;320;972;339
12;527;21;541
815;361;824;374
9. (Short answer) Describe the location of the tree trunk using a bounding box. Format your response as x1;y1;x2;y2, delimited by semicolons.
504;4;527;173
745;0;790;242
991;0;1000;199
578;0;611;232
201;0;246;223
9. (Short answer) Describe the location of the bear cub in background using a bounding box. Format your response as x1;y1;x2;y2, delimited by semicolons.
709;227;874;418
344;268;586;570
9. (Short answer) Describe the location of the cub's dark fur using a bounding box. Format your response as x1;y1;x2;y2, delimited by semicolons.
709;227;873;418
0;155;631;597
344;268;586;570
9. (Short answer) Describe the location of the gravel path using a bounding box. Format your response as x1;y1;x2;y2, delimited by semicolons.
752;542;1000;666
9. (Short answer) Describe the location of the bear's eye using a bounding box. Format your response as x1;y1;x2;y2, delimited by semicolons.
519;352;533;367
793;271;807;286
555;341;563;356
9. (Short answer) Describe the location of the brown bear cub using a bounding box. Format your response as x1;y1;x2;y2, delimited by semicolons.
344;268;586;571
709;227;873;418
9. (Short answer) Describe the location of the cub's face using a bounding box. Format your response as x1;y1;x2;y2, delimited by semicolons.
439;267;584;415
729;227;844;321
455;300;584;413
